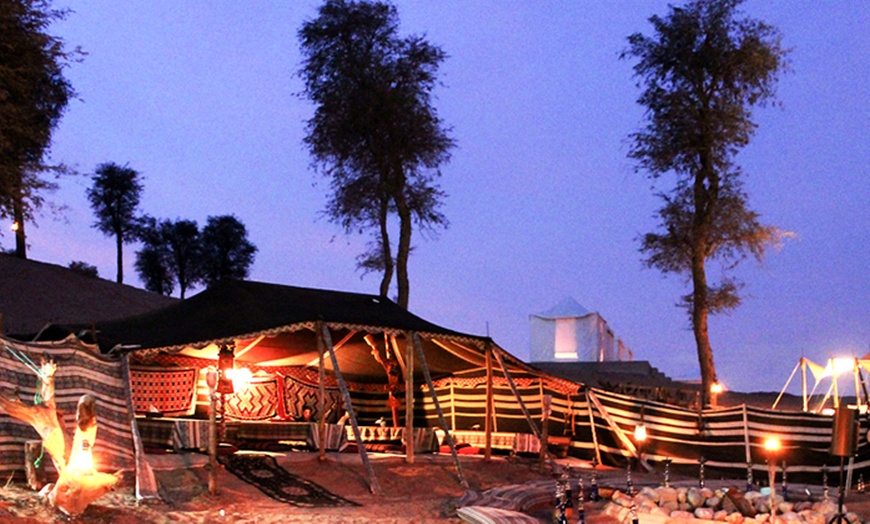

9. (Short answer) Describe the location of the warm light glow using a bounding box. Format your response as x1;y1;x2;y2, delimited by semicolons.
69;443;95;473
10;221;18;232
764;437;781;453
634;424;648;442
710;382;724;394
821;358;856;378
227;367;252;392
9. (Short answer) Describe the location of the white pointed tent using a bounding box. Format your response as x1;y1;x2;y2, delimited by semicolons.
774;355;870;412
529;297;632;362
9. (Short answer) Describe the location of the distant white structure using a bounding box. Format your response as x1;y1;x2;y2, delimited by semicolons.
529;297;633;362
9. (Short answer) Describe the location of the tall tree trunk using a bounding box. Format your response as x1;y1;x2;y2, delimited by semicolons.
13;197;26;259
378;196;393;298
692;152;718;407
394;191;412;310
691;250;716;407
115;231;124;283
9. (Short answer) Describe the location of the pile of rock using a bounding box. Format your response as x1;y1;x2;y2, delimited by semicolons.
602;485;861;523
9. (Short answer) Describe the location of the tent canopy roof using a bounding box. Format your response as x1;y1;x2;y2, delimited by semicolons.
92;280;484;353
82;280;535;383
530;296;594;320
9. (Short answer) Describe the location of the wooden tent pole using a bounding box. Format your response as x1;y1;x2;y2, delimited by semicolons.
484;341;493;461
448;379;455;430
801;358;808;412
317;326;327;461
772;359;801;410
586;389;653;472
405;334;415;464
491;347;556;470
742;403;752;466
585;387;602;465
411;333;468;487
319;322;381;495
121;354;159;501
491;347;540;439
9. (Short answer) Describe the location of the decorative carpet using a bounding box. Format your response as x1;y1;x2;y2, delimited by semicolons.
218;454;360;508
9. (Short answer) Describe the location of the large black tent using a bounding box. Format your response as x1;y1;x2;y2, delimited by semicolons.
87;279;537;384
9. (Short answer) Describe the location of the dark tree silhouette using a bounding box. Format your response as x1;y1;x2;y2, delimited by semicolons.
67;260;98;278
200;215;257;287
134;217;173;296
298;0;453;309
87;162;143;283
0;0;81;258
623;0;789;404
134;217;202;298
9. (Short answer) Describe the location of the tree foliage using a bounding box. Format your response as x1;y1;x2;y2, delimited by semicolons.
0;0;81;258
86;162;143;283
199;214;257;287
623;0;788;403
298;0;453;309
67;260;98;278
135;215;257;298
135;217;201;299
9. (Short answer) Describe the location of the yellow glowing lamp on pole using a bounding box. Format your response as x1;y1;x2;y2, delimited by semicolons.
710;382;724;407
10;221;19;232
764;437;781;515
634;424;648;443
764;437;781;454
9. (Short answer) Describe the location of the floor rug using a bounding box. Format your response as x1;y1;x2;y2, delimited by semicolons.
218;454;360;507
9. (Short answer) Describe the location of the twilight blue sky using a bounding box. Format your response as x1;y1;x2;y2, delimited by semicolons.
14;1;869;393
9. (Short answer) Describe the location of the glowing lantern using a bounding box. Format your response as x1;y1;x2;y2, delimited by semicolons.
228;366;252;392
764;437;781;454
69;439;95;474
217;344;235;394
634;424;648;443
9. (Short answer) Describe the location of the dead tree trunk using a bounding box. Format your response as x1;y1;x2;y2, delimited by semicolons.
0;360;122;516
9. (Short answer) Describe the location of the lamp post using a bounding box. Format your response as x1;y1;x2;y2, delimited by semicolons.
206;368;219;495
764;437;781;518
710;382;724;408
630;422;647;496
217;344;235;442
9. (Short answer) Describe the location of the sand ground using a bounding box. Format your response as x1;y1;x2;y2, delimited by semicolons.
0;450;868;523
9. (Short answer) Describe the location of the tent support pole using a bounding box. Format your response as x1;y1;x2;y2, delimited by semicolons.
773;359;801;410
319;322;381;495
449;379;455;430
491;347;556;470
801;358;808;412
405;334;415;464
121;354;159;501
317;326;327;461
586;389;653;472
742;404;752;466
585;387;602;465
485;341;493;461
411;332;468;487
492;347;540;439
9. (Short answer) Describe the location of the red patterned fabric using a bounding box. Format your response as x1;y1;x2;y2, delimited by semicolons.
130;367;197;416
224;376;280;421
282;373;343;421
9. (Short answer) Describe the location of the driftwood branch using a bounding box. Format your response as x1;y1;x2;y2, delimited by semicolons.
0;360;121;516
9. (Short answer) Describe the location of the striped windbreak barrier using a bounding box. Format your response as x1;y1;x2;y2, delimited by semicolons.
0;336;136;478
